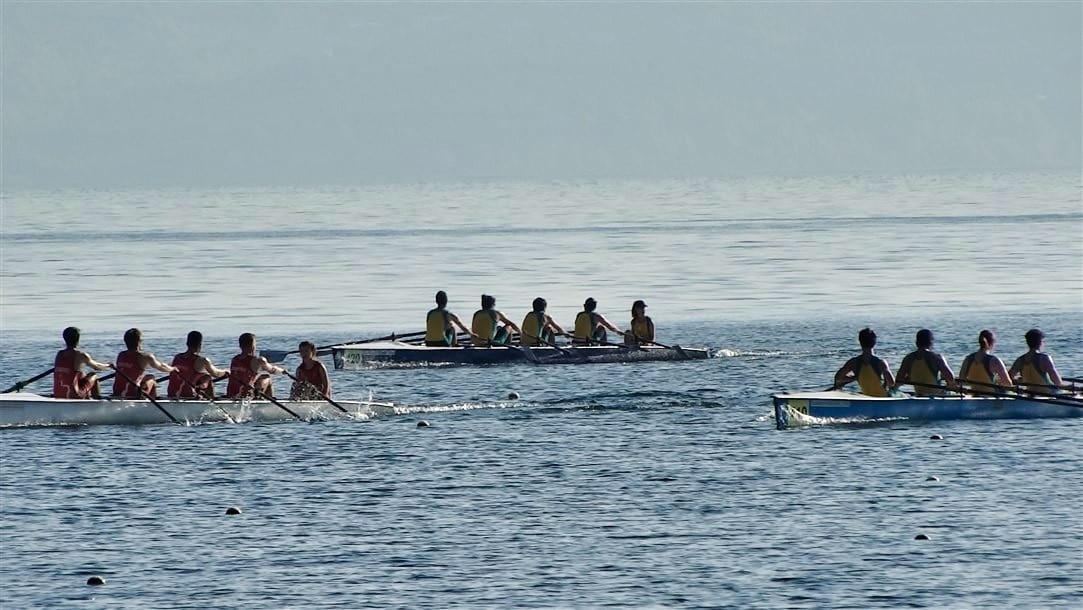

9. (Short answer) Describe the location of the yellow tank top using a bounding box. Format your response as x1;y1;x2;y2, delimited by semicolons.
1016;353;1052;387
425;308;449;343
472;309;497;344
573;311;595;342
961;352;994;385
630;318;651;343
855;356;889;397
909;351;941;397
521;312;544;346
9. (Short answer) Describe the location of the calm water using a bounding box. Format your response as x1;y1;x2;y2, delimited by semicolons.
1;172;1081;608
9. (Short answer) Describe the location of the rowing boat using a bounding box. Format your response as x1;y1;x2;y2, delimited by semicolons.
331;340;709;369
772;389;1082;430
0;392;395;427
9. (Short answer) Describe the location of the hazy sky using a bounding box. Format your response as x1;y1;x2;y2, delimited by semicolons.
3;2;1080;189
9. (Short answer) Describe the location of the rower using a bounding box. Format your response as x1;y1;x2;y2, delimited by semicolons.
1008;329;1069;395
167;330;228;399
624;300;655;345
893;329;956;396
53;326;112;399
225;333;286;399
290;340;332;400
572;298;623;345
112;328;176;399
425;291;471;347
957;329;1012;389
471;294;523;347
520;297;570;347
833;327;895;397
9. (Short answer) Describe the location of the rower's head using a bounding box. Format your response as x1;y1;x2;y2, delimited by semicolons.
632;300;647;317
978;329;996;350
1025;328;1044;350
186;330;203;351
123;328;142;350
915;329;933;349
435;291;448;307
62;326;81;348
298;340;316;359
584;297;597;312
858;327;877;349
481;294;495;309
532;297;547;312
239;332;257;352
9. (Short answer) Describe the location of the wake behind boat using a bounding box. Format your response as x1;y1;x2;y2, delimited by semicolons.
772;389;1082;430
0;392;396;428
331;340;709;369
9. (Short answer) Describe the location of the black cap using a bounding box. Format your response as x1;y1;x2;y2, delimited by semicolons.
633;300;647;309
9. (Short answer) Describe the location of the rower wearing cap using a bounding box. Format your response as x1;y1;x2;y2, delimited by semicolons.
471;294;522;347
53;326;112;399
893;329;956;396
167;330;228;399
521;297;570;347
226;333;286;398
624;300;655;345
572;298;622;345
833;327;895;397
425;291;471;347
1008;328;1069;394
958;330;1012;389
112;328;177;399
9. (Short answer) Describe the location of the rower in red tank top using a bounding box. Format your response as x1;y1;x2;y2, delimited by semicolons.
111;328;176;399
167;331;228;398
225;333;285;399
289;341;332;400
52;326;112;399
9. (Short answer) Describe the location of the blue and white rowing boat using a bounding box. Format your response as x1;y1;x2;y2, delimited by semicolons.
331;340;709;369
772;389;1082;430
0;392;396;427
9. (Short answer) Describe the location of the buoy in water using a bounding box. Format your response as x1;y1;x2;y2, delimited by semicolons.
914;533;930;540
508;391;520;400
86;576;106;586
926;476;939;482
929;434;943;440
225;506;242;515
417;420;430;428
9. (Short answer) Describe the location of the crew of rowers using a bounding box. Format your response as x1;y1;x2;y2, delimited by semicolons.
52;327;332;401
425;291;656;348
834;327;1072;397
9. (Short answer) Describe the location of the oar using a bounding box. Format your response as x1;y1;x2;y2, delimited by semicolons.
613;330;690;359
3;368;55;393
239;380;302;420
961;377;1083;404
173;370;236;424
113;369;180;424
521;332;588;362
263;331;426;363
950;379;1083;409
282;370;351;415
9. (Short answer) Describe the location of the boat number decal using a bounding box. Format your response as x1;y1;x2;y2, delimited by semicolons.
789;399;809;415
344;352;362;365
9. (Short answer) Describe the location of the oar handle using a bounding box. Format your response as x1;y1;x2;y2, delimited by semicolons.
2;367;56;394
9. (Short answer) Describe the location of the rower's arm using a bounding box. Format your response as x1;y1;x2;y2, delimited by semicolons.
146;353;176;373
833;359;857;388
937;355;957;386
1043;355;1067;388
990;357;1013;387
498;312;522;334
258;357;286;376
881;359;896;388
599;315;622;333
545;316;569;336
1007;356;1024;381
196;357;228;379
81;351;113;372
644;318;656;342
448;313;471;334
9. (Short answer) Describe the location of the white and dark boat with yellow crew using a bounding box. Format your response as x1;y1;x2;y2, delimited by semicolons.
331;339;709;369
772;389;1083;430
0;392;395;427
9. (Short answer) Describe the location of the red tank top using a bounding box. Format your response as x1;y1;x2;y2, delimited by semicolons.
168;352;198;398
296;362;328;396
112;351;145;398
53;350;80;398
226;354;258;397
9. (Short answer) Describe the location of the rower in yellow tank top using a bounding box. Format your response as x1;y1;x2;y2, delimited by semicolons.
834;328;895;397
893;329;956;396
1008;328;1069;395
520;298;569;347
424;291;471;347
625;300;655;345
470;294;522;347
957;330;1012;389
572;298;622;345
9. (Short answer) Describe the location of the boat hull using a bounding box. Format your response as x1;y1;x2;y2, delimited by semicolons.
0;393;395;427
332;341;708;369
772;390;1083;430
